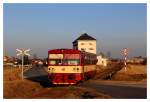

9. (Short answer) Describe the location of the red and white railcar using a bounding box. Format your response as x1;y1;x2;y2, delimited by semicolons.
48;49;97;85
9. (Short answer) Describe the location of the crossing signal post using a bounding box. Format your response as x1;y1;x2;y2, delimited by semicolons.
16;49;31;80
121;48;129;71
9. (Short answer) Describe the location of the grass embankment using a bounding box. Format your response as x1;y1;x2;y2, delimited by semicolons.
4;80;43;98
111;64;147;81
4;67;43;98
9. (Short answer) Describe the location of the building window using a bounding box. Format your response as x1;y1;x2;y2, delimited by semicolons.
89;48;94;50
89;43;93;45
81;43;85;45
81;48;85;51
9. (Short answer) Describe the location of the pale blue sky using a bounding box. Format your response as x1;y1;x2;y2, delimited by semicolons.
4;3;147;58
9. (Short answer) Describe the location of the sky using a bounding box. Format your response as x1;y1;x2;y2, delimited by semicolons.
4;3;147;59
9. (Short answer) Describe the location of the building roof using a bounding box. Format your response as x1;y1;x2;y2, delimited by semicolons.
72;33;96;43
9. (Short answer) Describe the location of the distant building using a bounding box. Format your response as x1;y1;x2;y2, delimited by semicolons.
127;56;146;64
97;54;108;67
3;56;16;66
72;33;96;54
3;56;9;62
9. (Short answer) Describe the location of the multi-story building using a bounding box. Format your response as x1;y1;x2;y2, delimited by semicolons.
72;33;96;54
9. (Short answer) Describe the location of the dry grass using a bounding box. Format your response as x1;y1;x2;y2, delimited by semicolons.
4;67;22;81
4;80;43;98
4;67;44;98
118;64;147;74
112;64;147;81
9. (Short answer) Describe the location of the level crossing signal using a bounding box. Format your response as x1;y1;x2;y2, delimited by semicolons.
121;48;129;56
16;48;31;80
121;48;129;71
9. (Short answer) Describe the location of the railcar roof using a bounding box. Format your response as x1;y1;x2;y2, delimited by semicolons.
48;48;81;54
48;49;97;56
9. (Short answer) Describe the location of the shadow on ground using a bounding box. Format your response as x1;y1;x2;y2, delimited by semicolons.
26;75;53;87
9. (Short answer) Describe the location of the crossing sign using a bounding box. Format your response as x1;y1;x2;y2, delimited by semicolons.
16;49;31;56
16;48;31;80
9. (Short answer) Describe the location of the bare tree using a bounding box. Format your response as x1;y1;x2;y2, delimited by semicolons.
107;51;111;58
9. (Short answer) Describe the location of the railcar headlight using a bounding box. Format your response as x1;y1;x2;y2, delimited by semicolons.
48;67;55;72
61;68;65;71
73;68;80;71
48;68;51;71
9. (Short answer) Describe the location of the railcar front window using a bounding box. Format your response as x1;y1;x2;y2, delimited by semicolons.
49;54;80;65
64;59;80;65
49;59;62;65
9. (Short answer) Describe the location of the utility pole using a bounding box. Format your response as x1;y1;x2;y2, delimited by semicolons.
16;48;30;80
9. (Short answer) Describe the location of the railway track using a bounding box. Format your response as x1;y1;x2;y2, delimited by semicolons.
94;63;123;79
24;63;123;86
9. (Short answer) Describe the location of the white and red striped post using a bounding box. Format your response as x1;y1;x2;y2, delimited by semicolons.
124;52;127;71
121;48;129;71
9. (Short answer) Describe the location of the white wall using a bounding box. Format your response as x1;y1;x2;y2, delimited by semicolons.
77;40;96;54
97;55;108;66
